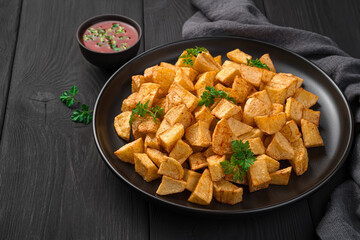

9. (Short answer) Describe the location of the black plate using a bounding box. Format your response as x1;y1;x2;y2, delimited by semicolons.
93;37;353;214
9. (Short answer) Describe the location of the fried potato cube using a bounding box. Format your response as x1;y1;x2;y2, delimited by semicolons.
214;55;222;65
154;97;167;112
238;128;264;141
279;120;302;143
114;138;144;164
213;179;243;205
183;169;201;192
266;132;294;160
158;123;185;152
271;103;284;114
265;85;287;104
194;105;215;127
268;73;298;98
134;153;161;182
229;76;253;103
285;97;304;124
180;67;199;82
189;152;208;170
212;118;236;155
144;65;158;82
144;133;161;150
152;66;176;93
169;82;200;112
160;62;177;71
240;64;263;87
164;90;183;112
174;67;195;92
146;148;166;168
185;121;212;147
136;83;160;108
138;116;161;134
158;157;184;179
114;111;132;141
222;60;242;70
131;116;146;139
194;71;216;97
156;119;171;137
211;99;241;119
301;119;324;147
121;92;138;112
254;112;286;135
156;176;186;195
294;76;304;88
270;167;292;185
164;104;193;128
216;67;240;87
207;155;226;181
294;88;319;108
132;75;147;93
247;137;266;155
261;69;276;83
224;173;248;185
256;154;280;173
214;83;232;94
247;90;272;109
243;97;270;126
289;138;308;175
248;158;271;192
193;52;221;73
203;146;216;158
227;117;253;137
259;53;276;72
188;169;213;205
169;139;193;164
302;108;320;126
175;51;196;67
227;49;252;64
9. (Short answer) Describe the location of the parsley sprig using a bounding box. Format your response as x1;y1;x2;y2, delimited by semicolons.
60;86;79;107
129;100;164;125
246;58;270;70
179;46;208;66
198;86;237;107
220;140;256;182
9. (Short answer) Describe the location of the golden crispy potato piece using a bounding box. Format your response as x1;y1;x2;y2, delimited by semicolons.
194;106;215;127
164;91;182;112
188;169;213;205
185;121;212;147
268;73;298;99
169;139;193;164
294;88;319;108
189;152;208;170
164;104;193;128
256;154;280;173
243;97;270;126
152;66;176;93
240;64;263;88
169;82;199;112
214;83;232;94
285;97;304;124
154;97;166;112
144;133;161;150
131;116;146;139
254;112;286;135
114;111;131;141
266;132;294;160
146;148;166;168
289;138;308;175
121;92;138;112
156;176;186;195
230;76;253;103
302;108;320;126
259;53;276;72
134;153;161;182
174;67;195;92
158;157;184;179
158;123;185;152
279;120;302;143
247;137;266;155
227;117;253;137
132;75;147;93
175;51;196;67
114;138;144;164
214;55;222;65
193;52;221;73
301;119;324;147
195;71;216;97
156;119;171;138
180;67;199;82
203;146;216;158
213;179;243;205
222;60;242;70
144;65;158;82
216;67;240;87
248;158;271;192
247;90;272;109
238;128;264;141
212;118;236;155
207;155;226;181
183;169;202;192
261;69;276;83
271;103;284;114
224;173;248;185
294;76;304;88
211;99;241;119
227;48;252;64
270;167;292;185
160;62;177;71
265;85;287;104
136;83;161;108
138;116;161;134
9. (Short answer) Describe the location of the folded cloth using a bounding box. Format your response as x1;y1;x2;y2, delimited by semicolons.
183;0;360;239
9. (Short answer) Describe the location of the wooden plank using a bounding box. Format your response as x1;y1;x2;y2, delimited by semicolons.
0;0;23;139
263;0;360;58
0;0;148;239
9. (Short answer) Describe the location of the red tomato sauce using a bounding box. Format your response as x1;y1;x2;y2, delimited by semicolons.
82;21;138;53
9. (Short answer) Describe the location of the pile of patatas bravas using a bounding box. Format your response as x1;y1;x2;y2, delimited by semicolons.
113;47;324;206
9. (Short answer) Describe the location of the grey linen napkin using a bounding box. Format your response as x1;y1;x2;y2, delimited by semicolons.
183;0;360;239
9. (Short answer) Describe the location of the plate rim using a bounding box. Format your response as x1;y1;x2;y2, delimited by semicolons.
92;36;354;215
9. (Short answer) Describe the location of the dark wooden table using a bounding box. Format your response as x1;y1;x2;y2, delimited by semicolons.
1;0;358;239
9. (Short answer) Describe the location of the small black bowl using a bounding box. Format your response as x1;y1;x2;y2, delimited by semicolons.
76;14;142;70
